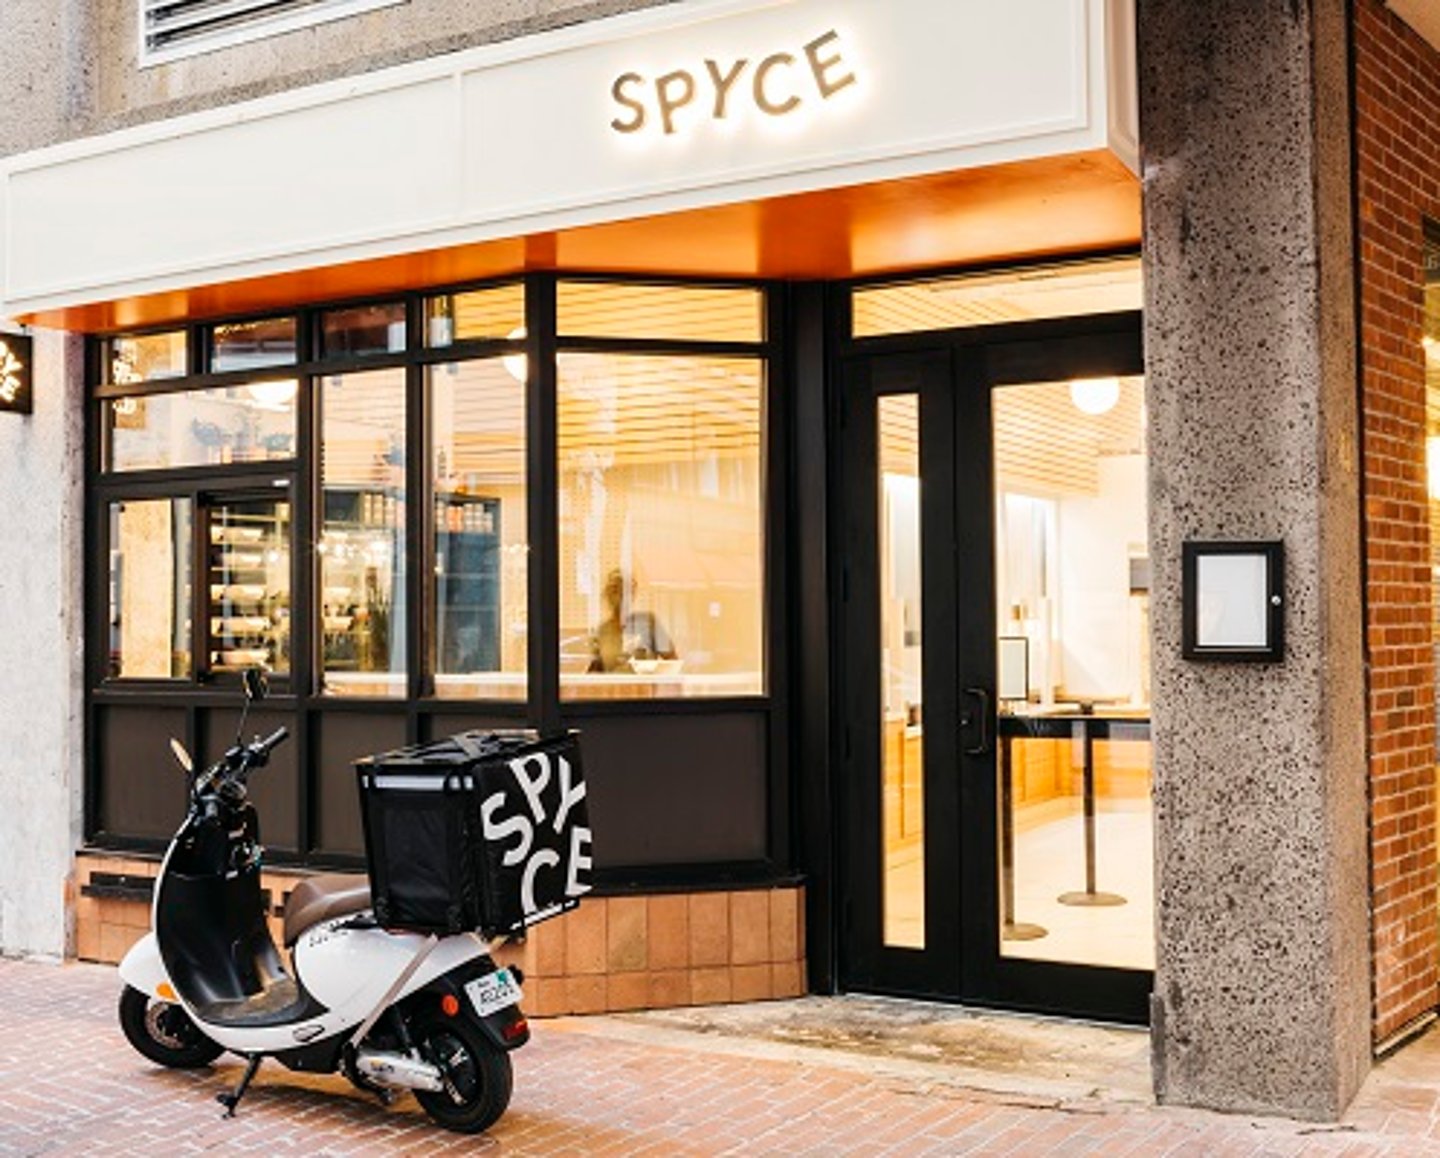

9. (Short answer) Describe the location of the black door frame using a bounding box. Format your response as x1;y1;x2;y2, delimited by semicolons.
830;308;1152;1025
837;348;962;996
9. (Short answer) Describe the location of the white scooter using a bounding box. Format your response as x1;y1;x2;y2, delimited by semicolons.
117;669;529;1134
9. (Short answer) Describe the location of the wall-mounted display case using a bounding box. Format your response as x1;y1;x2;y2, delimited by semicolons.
207;498;291;675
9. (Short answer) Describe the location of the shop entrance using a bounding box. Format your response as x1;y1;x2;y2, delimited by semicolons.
836;310;1152;1023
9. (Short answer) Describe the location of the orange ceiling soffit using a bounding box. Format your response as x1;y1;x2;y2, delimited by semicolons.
20;152;1140;333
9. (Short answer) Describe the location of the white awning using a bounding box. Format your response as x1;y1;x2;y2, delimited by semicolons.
0;0;1137;323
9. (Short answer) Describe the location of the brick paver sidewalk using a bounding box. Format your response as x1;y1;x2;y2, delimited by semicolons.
0;958;1437;1155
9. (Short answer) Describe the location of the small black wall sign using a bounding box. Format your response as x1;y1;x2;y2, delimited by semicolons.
0;334;33;416
1181;540;1285;662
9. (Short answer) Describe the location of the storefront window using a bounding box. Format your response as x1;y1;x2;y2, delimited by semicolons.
430;359;527;699
558;282;763;343
852;257;1142;338
321;302;407;358
106;383;298;471
319;368;407;697
210;317;298;372
426;283;525;347
90;278;777;861
558;353;764;700
108;498;192;679
107;330;187;384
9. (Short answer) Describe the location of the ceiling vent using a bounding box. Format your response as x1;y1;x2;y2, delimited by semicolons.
140;0;405;66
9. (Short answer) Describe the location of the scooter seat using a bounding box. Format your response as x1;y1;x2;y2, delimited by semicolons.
284;873;372;947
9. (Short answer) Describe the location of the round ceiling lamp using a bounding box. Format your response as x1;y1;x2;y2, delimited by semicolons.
246;379;299;409
1069;377;1120;416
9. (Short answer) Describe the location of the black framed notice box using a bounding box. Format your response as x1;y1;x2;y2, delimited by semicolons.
1181;540;1285;662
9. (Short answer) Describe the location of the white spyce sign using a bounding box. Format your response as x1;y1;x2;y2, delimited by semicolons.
608;28;858;138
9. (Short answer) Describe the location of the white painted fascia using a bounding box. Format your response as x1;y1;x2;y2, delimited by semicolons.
0;0;1138;320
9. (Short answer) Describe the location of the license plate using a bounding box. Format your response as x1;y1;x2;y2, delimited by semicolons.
464;968;523;1018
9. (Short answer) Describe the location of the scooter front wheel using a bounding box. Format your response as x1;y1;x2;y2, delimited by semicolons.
118;984;224;1069
412;1017;513;1134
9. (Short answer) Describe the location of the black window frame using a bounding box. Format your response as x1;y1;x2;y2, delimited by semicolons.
83;272;791;890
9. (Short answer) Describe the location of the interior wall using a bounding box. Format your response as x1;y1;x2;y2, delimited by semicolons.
1056;453;1147;702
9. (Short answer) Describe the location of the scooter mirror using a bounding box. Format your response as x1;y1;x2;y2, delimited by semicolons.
242;667;269;703
169;737;194;775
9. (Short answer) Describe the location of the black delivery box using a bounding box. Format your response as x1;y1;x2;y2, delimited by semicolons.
355;730;592;937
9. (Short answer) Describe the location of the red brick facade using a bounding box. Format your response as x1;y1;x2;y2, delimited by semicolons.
1355;0;1440;1043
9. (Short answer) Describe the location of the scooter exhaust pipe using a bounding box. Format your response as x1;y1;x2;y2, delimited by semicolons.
352;1048;445;1093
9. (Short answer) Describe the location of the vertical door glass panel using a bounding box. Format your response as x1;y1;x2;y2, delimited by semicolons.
106;384;298;471
210;317;298;372
430;359;528;700
207;498;291;676
993;375;1153;970
878;394;924;949
557;354;764;700
320;369;407;697
108;498;192;679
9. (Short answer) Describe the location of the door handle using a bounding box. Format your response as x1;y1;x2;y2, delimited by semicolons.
961;687;991;755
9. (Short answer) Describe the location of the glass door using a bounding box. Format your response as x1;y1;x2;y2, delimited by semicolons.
991;374;1152;972
838;321;1151;1023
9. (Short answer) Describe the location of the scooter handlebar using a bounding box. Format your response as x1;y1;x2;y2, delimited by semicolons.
254;726;289;757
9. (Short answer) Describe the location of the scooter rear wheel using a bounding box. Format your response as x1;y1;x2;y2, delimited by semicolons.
412;1017;513;1134
119;984;224;1069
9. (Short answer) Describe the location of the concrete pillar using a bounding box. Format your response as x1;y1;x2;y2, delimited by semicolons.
1141;0;1371;1119
0;330;86;958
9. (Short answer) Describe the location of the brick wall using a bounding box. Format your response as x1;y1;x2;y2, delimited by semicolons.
1355;0;1440;1043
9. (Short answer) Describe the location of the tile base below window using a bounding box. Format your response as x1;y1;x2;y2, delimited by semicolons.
71;852;806;1016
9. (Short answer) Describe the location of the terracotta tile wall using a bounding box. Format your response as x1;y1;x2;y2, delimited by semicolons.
504;888;806;1017
1354;0;1440;1043
72;854;805;1016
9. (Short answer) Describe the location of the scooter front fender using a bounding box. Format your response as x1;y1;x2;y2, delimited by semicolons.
117;932;172;999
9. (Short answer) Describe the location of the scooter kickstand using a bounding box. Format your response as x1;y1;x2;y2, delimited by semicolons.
217;1054;262;1118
